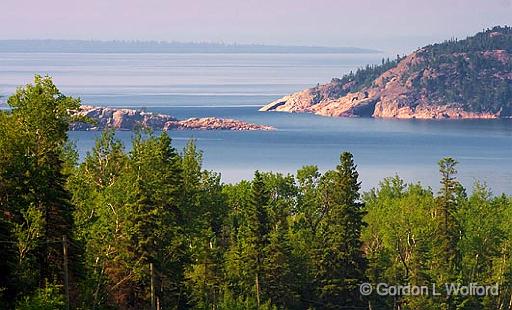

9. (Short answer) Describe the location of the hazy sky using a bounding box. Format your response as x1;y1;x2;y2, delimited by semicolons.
1;0;511;53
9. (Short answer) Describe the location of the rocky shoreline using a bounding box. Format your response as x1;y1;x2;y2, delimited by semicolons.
259;51;505;120
70;106;274;131
260;29;512;120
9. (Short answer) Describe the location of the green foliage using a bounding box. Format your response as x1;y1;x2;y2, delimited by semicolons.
67;129;133;308
363;177;437;309
410;26;512;114
16;282;65;310
13;206;45;294
3;76;512;310
216;290;277;310
311;57;403;102
14;206;45;264
431;157;466;309
362;166;512;309
314;152;367;308
0;76;78;307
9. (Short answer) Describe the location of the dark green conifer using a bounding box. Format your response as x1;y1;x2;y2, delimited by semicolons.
316;152;367;309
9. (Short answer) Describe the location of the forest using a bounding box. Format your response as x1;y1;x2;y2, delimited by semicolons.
327;55;403;98
1;76;511;309
410;26;512;115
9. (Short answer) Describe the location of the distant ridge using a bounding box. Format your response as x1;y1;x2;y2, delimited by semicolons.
0;39;379;54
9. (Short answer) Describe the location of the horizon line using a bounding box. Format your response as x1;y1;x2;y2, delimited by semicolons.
0;39;382;53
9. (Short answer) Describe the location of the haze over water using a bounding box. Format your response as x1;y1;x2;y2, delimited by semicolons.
1;52;511;194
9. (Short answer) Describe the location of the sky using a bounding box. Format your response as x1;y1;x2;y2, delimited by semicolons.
1;0;511;54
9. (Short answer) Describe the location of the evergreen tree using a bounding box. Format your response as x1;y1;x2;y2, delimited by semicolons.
316;152;367;308
126;132;185;308
3;77;512;309
262;223;296;308
181;140;203;230
237;171;270;307
434;158;463;278
222;181;252;300
432;157;465;308
259;172;298;308
291;166;323;308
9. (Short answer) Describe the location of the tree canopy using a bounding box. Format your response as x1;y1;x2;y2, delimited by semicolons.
1;77;511;309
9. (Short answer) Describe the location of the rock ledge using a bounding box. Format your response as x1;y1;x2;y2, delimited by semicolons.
70;106;274;131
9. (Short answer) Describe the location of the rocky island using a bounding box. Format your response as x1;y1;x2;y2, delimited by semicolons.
70;105;274;131
261;26;512;119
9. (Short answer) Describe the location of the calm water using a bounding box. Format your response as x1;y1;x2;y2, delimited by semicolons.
1;53;511;193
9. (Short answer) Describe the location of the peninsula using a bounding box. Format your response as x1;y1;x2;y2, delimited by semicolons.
261;26;512;119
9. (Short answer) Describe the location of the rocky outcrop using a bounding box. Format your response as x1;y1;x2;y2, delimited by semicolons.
70;105;176;130
260;51;504;119
261;27;512;119
70;106;273;131
164;117;274;131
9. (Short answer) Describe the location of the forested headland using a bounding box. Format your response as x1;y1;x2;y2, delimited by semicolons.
260;26;512;119
1;76;511;309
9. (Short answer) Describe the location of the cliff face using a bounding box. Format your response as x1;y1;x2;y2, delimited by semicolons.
70;106;273;131
261;27;512;119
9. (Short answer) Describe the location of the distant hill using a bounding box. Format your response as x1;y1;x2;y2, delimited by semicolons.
0;40;379;54
260;26;512;119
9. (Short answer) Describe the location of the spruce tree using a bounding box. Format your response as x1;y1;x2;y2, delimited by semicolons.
126;132;185;308
435;158;463;276
222;181;252;300
433;157;464;308
316;152;367;308
238;171;270;307
262;222;296;307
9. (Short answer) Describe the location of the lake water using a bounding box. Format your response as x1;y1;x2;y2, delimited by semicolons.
1;53;511;194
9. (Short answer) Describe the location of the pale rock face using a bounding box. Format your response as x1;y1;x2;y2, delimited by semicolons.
260;50;506;120
70;106;177;130
373;102;499;119
260;90;317;113
69;106;273;131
